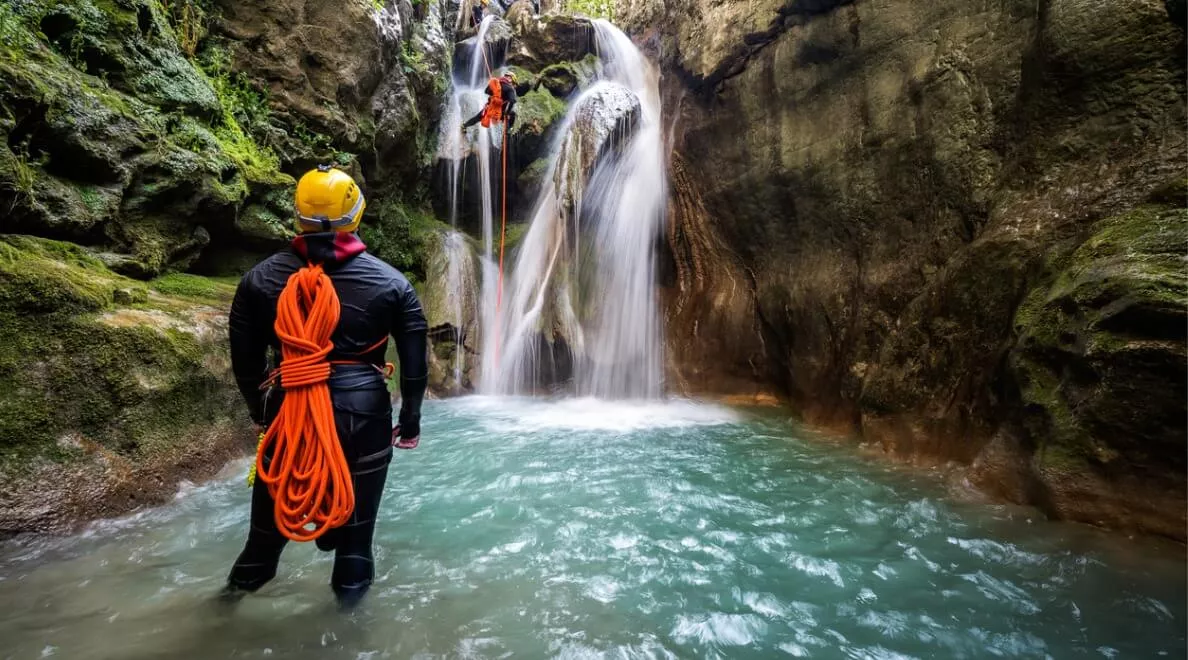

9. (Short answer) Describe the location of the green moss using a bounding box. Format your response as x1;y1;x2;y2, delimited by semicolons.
537;57;597;97
502;221;531;251
516;88;567;135
0;308;237;465
1011;200;1188;463
148;272;237;303
359;200;449;282
507;65;538;91
0;234;120;314
205;74;290;185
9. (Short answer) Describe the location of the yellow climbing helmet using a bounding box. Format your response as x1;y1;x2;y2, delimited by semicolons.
294;165;366;233
503;69;518;84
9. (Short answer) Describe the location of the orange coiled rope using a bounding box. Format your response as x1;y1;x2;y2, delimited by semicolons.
253;264;355;542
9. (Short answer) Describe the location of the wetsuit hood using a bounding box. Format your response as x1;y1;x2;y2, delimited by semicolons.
291;231;368;265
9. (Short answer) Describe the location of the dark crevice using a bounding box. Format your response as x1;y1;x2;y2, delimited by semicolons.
684;0;857;98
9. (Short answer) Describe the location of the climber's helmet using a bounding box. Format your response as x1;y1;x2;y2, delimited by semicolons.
294;165;366;234
503;70;518;84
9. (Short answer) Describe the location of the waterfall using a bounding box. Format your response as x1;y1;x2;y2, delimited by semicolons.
435;14;505;391
479;20;666;399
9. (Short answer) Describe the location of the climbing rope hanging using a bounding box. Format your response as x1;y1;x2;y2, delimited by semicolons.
252;264;355;542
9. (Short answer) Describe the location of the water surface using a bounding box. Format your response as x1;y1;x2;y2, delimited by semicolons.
0;397;1183;659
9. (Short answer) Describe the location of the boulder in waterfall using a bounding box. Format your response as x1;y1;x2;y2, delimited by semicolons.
506;14;596;70
553;82;641;204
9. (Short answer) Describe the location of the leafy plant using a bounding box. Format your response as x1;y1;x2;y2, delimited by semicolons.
564;0;613;20
159;0;211;57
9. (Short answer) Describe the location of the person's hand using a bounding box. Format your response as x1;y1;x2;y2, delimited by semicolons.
392;425;420;450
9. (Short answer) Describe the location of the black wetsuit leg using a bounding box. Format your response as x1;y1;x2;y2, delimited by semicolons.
325;367;393;606
226;365;392;605
462;109;485;128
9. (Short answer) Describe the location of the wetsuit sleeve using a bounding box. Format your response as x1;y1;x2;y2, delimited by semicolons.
391;279;429;439
229;273;269;425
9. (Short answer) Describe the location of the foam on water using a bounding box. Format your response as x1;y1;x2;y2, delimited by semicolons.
448;395;739;433
0;398;1183;659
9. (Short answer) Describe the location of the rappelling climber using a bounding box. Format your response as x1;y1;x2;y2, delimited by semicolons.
222;165;428;608
462;69;518;132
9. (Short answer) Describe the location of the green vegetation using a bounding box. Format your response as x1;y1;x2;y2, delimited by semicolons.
516;88;567;134
360;200;449;286
564;0;614;20
0;234;244;473
197;46;291;185
149;272;238;303
1011;197;1188;468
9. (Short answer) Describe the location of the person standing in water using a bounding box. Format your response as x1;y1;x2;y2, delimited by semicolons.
223;165;428;607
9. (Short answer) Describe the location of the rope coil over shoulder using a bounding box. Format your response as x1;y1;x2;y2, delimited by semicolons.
253;264;355;542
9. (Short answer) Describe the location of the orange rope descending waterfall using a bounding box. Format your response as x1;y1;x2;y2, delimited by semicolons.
496;126;506;311
253;264;355;542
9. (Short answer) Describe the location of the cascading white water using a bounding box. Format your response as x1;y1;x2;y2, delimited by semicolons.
480;21;666;398
578;21;665;398
435;14;505;385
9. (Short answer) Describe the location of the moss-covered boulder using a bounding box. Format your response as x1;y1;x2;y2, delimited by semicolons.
506;14;595;71
537;55;599;98
0;235;252;534
512;86;567;161
0;0;297;277
1006;200;1187;538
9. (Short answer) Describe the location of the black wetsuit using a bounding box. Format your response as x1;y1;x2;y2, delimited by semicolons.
462;78;518;130
225;231;428;606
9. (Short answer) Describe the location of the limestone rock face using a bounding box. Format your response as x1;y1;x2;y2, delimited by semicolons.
0;0;452;278
619;0;1187;537
0;0;454;533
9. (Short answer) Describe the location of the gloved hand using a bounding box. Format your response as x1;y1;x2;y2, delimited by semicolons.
392;421;420;449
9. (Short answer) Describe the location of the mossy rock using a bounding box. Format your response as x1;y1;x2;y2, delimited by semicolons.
512;87;566;169
1011;202;1187;475
359;199;449;284
0;234;120;313
537;56;598;98
0;0;304;277
0;232;250;532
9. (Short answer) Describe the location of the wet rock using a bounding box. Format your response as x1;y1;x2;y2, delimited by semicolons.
537;56;598;98
0;235;251;535
1005;202;1187;539
420;230;480;395
506;14;596;70
558;82;640;180
452;19;514;75
628;0;1187;535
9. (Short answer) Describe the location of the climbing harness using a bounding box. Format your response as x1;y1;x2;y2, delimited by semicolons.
248;263;389;543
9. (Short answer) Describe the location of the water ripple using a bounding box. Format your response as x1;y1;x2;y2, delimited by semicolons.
0;398;1182;659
